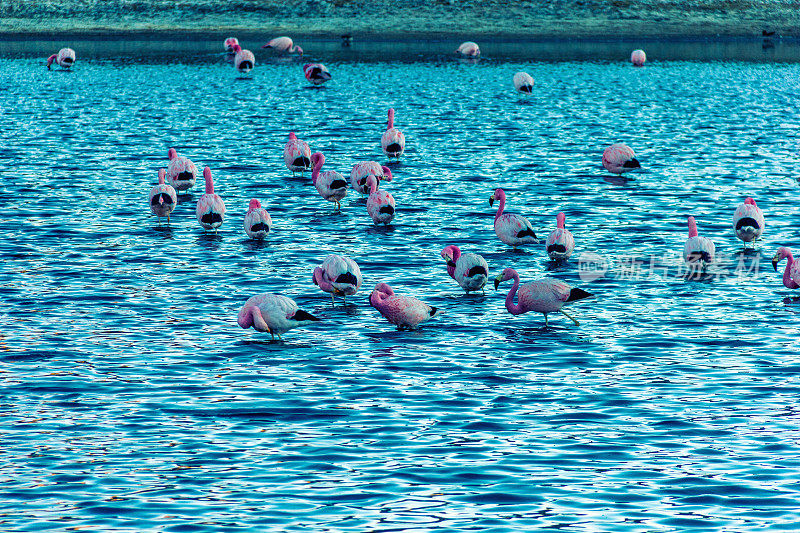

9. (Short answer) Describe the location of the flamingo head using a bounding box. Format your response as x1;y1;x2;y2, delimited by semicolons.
46;54;56;69
365;174;379;194
493;267;517;290
231;44;242;53
295;46;304;56
168;148;177;160
288;132;297;141
310;152;325;169
237;304;254;329
248;199;261;212
381;166;393;182
369;283;395;308
744;197;757;207
158;168;166;185
440;245;461;269
224;37;239;50
773;247;793;271
489;188;505;207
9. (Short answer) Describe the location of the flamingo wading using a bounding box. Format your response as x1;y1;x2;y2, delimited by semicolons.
440;245;489;294
311;152;347;211
148;168;177;224
494;268;593;326
369;283;442;330
196;166;226;231
381;108;405;159
489;188;538;248
313;254;363;305
238;294;319;340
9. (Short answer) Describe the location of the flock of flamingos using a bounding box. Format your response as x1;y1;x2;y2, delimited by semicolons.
46;39;798;339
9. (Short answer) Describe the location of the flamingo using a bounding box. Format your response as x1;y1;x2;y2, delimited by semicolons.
381;108;405;159
313;254;363;306
456;41;480;57
365;175;395;225
284;132;311;176
196;166;226;231
369;283;443;330
244;199;272;239
238;294;319;340
513;72;534;93
350;162;392;194
772;247;800;289
684;216;715;268
546;212;575;261
310;152;347;211
303;63;332;85
231;44;255;74
631;49;647;66
166;148;197;192
224;37;239;53
494;268;593;326
148;168;177;224
602;144;641;175
489;188;538;248
262;37;303;55
733;197;765;247
47;48;75;70
440;245;489;294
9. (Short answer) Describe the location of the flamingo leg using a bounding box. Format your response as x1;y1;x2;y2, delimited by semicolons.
544;313;549;327
560;309;580;326
167;214;170;226
331;293;335;306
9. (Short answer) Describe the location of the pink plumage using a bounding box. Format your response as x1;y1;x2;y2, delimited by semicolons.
456;41;480;57
683;216;715;267
772;247;800;289
166;148;198;192
231;44;255;73
732;197;765;245
369;282;442;330
351;162;392;194
489;188;538;248
441;245;489;294
284;132;312;175
631;49;647;66
196;166;226;231
602;144;640;175
545;212;575;260
148;168;177;223
494;268;592;326
303;63;332;85
313;254;363;305
224;37;239;52
311;152;347;210
238;293;319;341
365;175;395;225
47;48;75;70
244;199;272;239
262;36;303;55
381;108;405;159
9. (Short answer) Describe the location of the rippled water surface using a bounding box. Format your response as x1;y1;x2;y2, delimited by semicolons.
2;41;800;531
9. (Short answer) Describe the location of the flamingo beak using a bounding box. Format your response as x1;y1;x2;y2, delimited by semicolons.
489;195;495;207
493;275;502;290
772;252;781;271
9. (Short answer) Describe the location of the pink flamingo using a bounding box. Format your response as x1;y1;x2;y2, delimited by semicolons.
631;49;647;66
244;199;272;239
489;188;538;248
196;166;226;231
772;248;800;289
546;212;575;261
369;283;443;330
350;162;392;194
148;168;177;224
494;268;593;326
47;48;75;70
223;37;239;53
303;63;332;85
456;41;480;57
231;44;255;73
238;294;319;340
381;108;405;159
365;175;395;225
262;37;303;55
166;148;197;192
733;197;765;247
602;144;640;175
440;245;489;294
311;152;347;211
684;216;715;267
284;132;312;176
513;72;534;93
313;254;363;306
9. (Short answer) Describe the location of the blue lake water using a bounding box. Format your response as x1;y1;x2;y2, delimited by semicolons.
1;40;799;531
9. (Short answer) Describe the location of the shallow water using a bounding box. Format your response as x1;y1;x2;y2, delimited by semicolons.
1;43;799;531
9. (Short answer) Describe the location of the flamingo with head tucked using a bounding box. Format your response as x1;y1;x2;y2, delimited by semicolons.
602;144;640;175
244;199;272;239
546;212;575;261
456;41;480;57
381;108;405;159
47;48;76;70
148;168;177;224
772;248;800;289
365;175;395;225
231;44;255;74
494;268;593;326
631;49;647;66
351;162;392;194
489;188;538;248
733;197;765;247
313;254;363;306
440;245;489;294
166;148;198;192
238;294;319;341
684;216;715;268
284;132;311;176
369;283;443;330
513;72;534;93
311;152;347;211
196;166;226;231
224;37;239;53
262;37;303;55
303;63;332;85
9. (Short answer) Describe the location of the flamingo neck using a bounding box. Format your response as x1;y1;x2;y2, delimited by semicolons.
557;212;566;229
744;197;756;206
504;271;524;315
366;176;378;195
687;217;698;238
168;148;177;160
205;175;214;194
47;54;56;67
311;159;322;185
494;194;505;221
313;267;333;292
784;252;797;288
387;109;394;130
158;169;165;185
445;246;460;279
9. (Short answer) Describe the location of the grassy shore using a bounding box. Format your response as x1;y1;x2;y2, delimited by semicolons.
1;0;799;39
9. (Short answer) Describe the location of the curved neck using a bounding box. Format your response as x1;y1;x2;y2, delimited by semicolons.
494;194;505;221
168;148;177;160
311;157;323;184
784;252;797;288
445;247;460;279
366;176;378;195
504;272;524;315
313;267;333;292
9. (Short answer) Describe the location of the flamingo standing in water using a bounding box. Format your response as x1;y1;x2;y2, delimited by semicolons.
47;48;76;70
365;175;395;225
440;245;489;294
303;63;332;85
231;44;255;74
148;169;177;224
196;166;226;231
166;148;198;192
311;152;347;211
313;254;363;306
631;49;647;66
224;37;239;53
284;132;311;176
513;72;534;93
244;199;272;239
546;212;575;261
369;283;443;330
381;108;405;159
262;37;303;55
772;247;800;289
683;216;715;268
733;197;765;247
350;162;392;194
456;41;480;57
489;188;538;248
238;294;319;340
494;268;593;326
602;144;641;175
